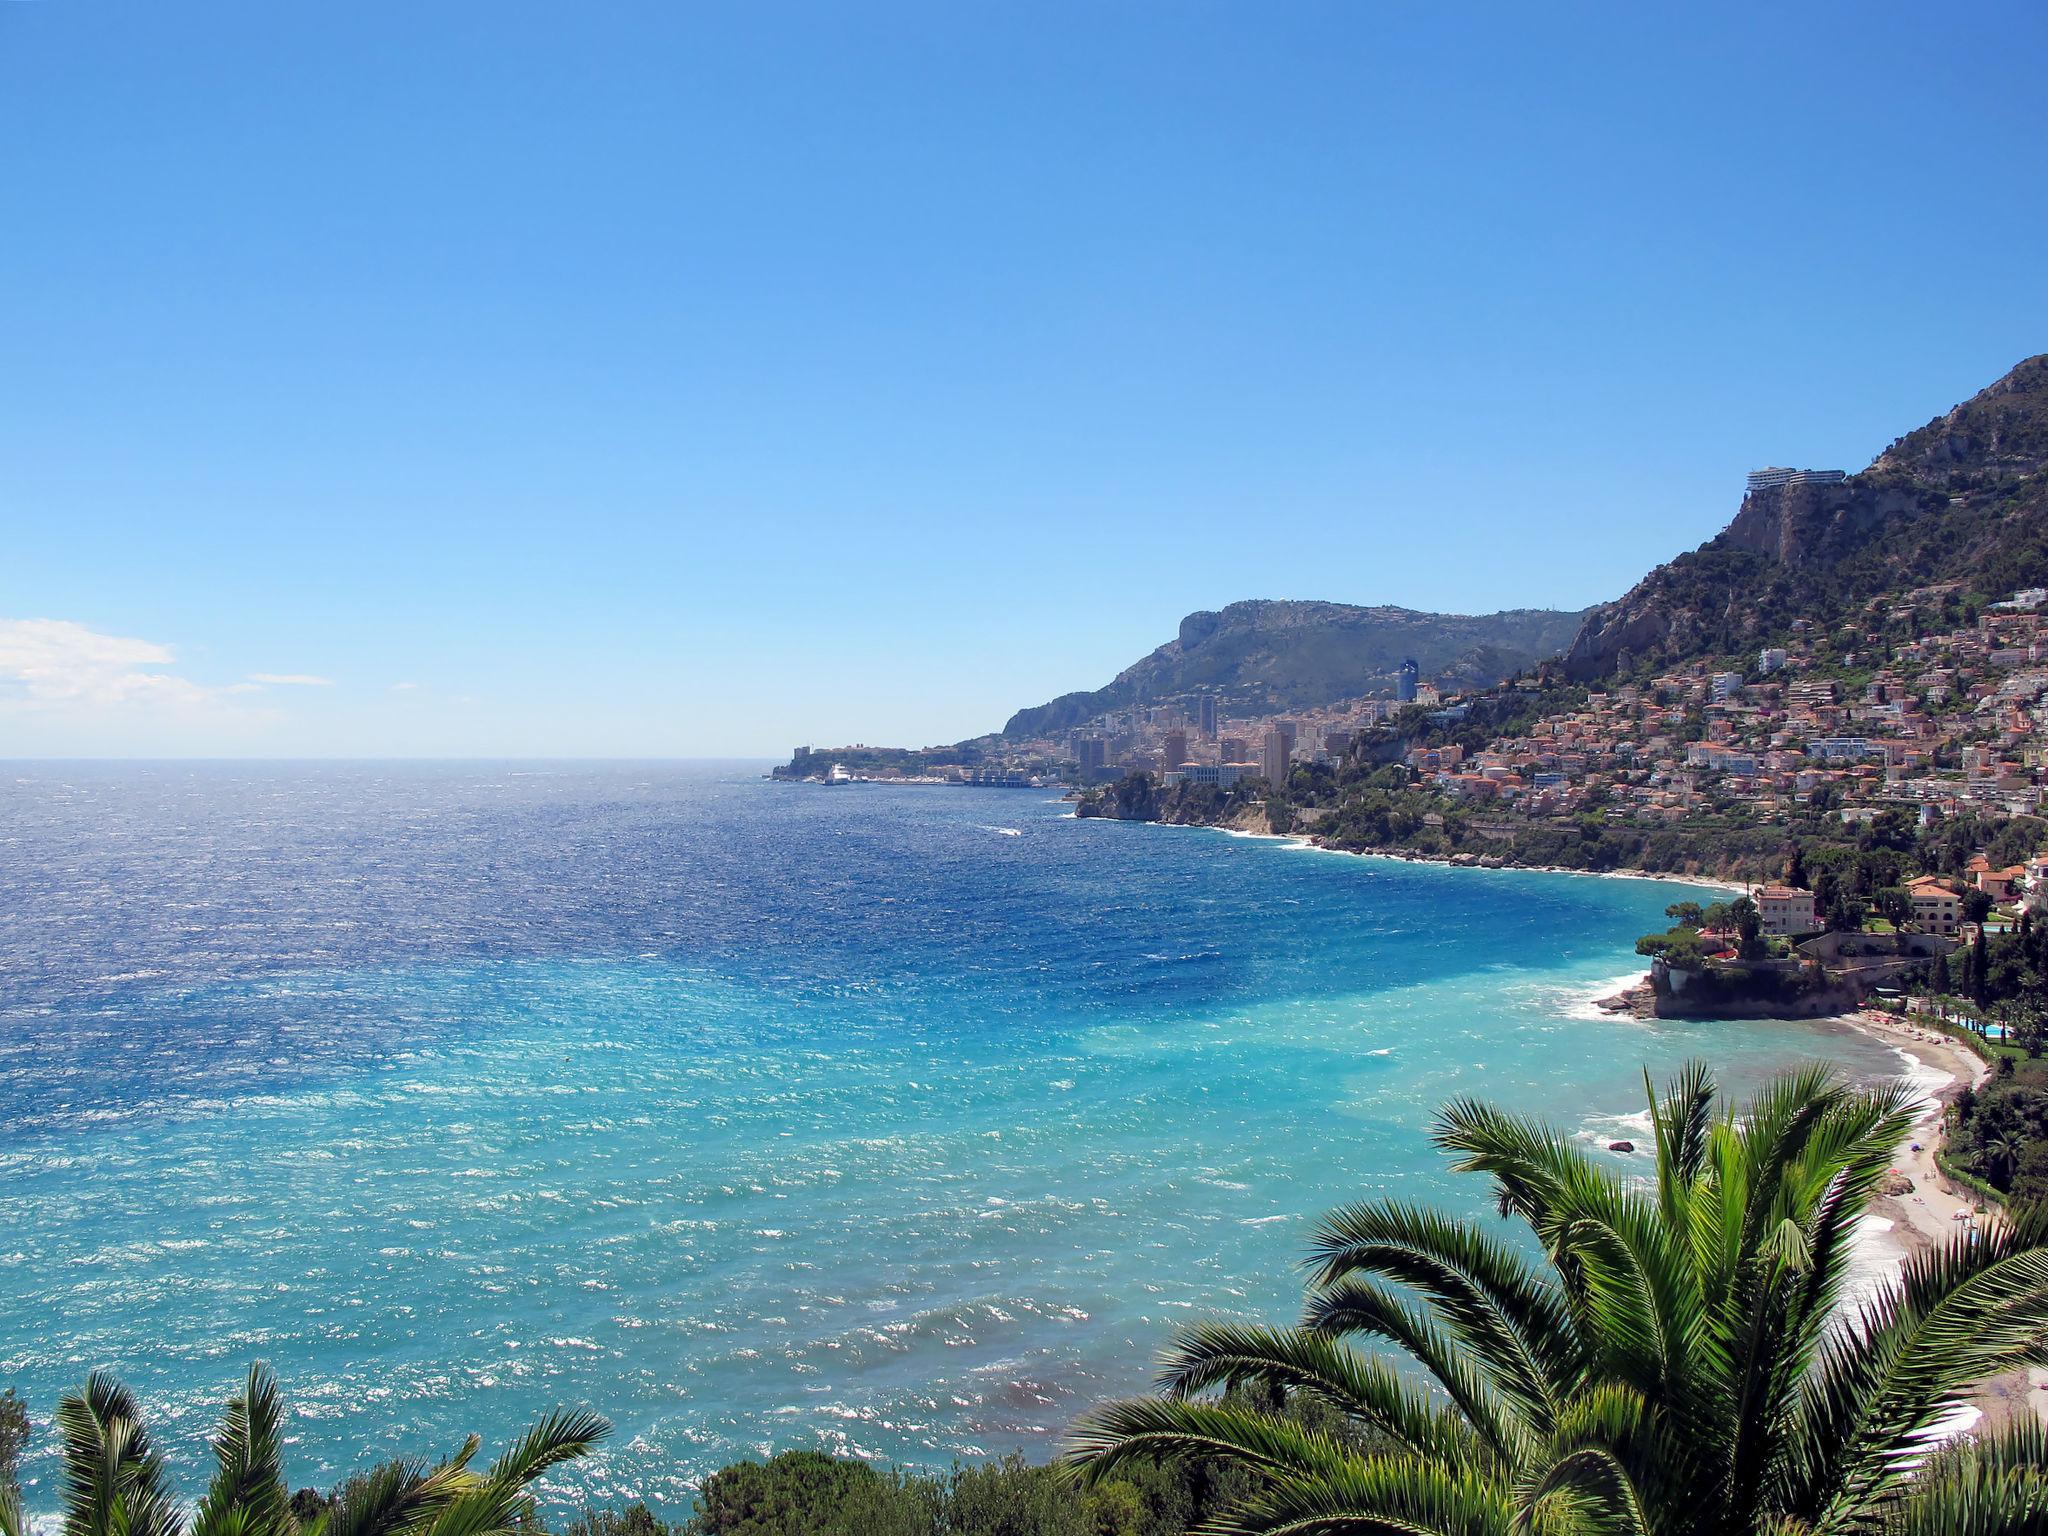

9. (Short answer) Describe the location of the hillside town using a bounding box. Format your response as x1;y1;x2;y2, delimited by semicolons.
1388;579;2048;827
896;574;2048;846
794;558;2048;838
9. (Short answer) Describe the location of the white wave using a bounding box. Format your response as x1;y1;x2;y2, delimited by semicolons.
1882;1042;1955;1119
1577;1107;1654;1147
1538;969;1648;1023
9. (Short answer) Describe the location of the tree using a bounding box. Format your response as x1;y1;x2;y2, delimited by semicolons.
1825;892;1868;934
1664;901;1705;929
688;1451;936;1536
1785;844;1809;890
1814;868;1845;924
1636;929;1708;967
560;1506;680;1536
1731;894;1765;959
1984;1124;2032;1189
2020;1004;2048;1063
1066;1063;2048;1536
0;1365;605;1536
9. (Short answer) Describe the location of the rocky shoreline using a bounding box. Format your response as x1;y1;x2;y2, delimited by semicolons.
1595;977;1661;1018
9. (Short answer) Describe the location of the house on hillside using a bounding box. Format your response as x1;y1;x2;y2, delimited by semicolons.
1754;885;1818;938
1979;863;2025;902
1906;875;1963;935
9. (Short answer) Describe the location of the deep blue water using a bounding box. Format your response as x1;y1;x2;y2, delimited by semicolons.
0;762;1898;1511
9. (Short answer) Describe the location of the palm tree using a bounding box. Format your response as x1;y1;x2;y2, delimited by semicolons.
1066;1062;2048;1536
1989;1127;2029;1191
0;1364;606;1536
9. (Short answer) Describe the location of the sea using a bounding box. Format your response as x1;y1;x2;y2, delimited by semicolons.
0;761;1904;1512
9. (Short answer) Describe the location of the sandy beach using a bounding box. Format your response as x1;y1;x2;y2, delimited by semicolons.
1838;1006;1990;1262
1833;1009;2043;1429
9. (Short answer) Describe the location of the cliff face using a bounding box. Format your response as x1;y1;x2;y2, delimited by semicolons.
1004;599;1588;738
1718;480;1925;568
1563;354;2048;681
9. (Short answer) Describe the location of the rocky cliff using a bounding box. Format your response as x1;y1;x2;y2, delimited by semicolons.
1563;354;2048;680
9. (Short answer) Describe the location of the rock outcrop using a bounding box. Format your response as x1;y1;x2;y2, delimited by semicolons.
1563;354;2048;682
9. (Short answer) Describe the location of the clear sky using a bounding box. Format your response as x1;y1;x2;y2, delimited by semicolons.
2;2;2043;757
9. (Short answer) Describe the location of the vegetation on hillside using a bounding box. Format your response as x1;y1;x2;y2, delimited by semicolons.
1002;601;1589;741
1080;745;2048;893
668;1436;1270;1535
1918;912;2048;1200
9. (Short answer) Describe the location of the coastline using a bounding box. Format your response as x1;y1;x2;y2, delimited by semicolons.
1826;1009;2039;1430
1173;818;1751;897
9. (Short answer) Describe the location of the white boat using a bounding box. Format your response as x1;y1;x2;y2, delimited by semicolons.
826;764;856;785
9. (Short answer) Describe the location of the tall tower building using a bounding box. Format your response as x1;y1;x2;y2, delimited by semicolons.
1198;694;1217;741
1397;658;1420;703
1162;730;1189;772
1259;730;1287;785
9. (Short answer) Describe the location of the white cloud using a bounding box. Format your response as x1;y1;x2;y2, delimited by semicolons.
248;672;334;687
390;680;420;691
0;618;239;716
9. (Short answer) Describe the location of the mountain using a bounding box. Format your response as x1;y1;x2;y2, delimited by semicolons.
1564;354;2048;679
1000;600;1591;739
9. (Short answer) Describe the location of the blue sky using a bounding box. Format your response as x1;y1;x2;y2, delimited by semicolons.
2;2;2043;757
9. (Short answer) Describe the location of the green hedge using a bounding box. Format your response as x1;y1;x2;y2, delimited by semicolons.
1935;1148;2006;1208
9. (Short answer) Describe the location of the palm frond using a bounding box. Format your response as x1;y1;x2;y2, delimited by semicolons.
1647;1061;1716;1229
1891;1418;2048;1536
1302;1276;1525;1464
1513;1384;1661;1536
322;1445;480;1536
482;1409;608;1492
1155;1321;1488;1467
1197;1453;1515;1536
1302;1200;1579;1423
194;1364;293;1536
56;1372;182;1536
1063;1396;1361;1487
1790;1210;2048;1529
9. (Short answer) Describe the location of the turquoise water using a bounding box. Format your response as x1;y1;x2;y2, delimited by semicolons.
0;763;1899;1511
